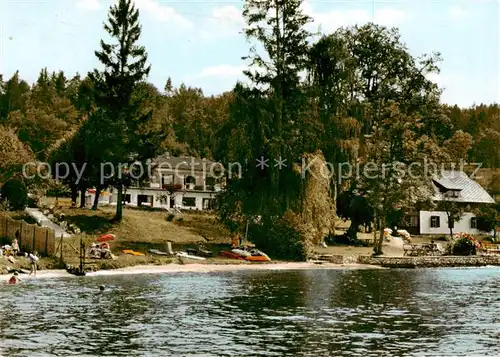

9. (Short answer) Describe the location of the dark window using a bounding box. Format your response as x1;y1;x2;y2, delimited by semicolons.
124;194;131;203
138;195;153;206
185;176;196;190
183;197;196;207
203;198;214;210
205;177;216;190
430;216;440;228
470;217;477;229
403;215;418;227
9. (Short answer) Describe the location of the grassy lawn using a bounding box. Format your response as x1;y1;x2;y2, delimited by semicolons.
38;197;234;269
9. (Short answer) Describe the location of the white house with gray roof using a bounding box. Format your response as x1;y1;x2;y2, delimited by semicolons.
87;154;225;211
403;170;496;235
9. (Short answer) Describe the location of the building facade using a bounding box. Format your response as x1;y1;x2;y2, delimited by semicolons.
87;155;224;211
401;170;496;236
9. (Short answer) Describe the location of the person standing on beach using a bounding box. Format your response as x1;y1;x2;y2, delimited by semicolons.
12;231;20;256
28;252;39;277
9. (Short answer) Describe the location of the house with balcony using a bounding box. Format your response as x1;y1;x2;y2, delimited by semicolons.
88;154;224;211
401;170;496;235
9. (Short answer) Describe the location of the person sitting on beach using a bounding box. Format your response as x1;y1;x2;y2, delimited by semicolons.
8;271;20;284
11;238;20;256
28;252;39;277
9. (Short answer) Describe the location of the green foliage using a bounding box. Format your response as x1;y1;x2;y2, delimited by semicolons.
452;237;476;256
337;188;374;242
248;221;307;261
0;125;34;182
1;179;28;210
166;214;175;222
46;184;71;197
0;71;30;120
475;203;499;233
217;0;315;234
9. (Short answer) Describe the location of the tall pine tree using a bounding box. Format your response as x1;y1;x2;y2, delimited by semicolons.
88;0;157;221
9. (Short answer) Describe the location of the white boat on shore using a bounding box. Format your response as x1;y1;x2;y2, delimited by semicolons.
176;252;206;260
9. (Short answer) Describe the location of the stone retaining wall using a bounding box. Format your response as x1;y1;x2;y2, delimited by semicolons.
359;255;500;268
319;254;500;268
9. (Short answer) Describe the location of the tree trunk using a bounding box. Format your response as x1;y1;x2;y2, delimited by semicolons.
92;187;101;211
79;187;87;208
447;212;454;240
70;185;78;208
346;220;359;243
115;184;123;221
373;216;384;255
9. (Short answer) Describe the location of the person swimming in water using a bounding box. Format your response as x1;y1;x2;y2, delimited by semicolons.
8;271;20;284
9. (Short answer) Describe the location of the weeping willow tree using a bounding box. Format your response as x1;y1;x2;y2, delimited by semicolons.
285;151;335;255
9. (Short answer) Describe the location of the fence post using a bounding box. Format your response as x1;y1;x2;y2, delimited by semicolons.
59;234;63;262
19;221;22;248
32;224;35;253
45;229;48;256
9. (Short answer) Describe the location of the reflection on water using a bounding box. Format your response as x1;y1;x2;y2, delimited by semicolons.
1;268;499;356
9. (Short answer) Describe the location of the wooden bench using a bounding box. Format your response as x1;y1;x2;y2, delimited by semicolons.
481;243;500;255
404;243;442;256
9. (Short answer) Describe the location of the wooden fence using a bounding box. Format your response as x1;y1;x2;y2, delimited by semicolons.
0;214;56;256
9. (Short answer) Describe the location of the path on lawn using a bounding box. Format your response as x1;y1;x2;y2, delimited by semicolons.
25;208;72;238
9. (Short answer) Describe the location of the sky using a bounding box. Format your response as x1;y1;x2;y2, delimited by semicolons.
0;0;499;107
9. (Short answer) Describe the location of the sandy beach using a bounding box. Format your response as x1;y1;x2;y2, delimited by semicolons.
88;262;383;276
2;261;383;281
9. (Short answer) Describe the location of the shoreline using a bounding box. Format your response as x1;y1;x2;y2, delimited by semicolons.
3;254;500;280
3;256;500;281
88;262;383;276
2;262;383;280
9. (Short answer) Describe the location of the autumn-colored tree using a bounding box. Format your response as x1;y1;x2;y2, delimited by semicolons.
443;130;473;162
0;125;34;183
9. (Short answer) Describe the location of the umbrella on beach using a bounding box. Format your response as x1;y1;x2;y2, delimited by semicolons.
97;234;116;242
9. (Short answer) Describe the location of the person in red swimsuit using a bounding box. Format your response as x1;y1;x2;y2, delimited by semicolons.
8;271;20;284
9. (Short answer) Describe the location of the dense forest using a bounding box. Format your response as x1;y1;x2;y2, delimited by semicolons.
1;0;498;258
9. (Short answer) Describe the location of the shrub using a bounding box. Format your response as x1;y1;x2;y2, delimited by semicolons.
481;236;494;243
452;237;477;256
166;214;175;222
1;179;28;211
46;185;71;198
248;221;308;261
176;217;184;222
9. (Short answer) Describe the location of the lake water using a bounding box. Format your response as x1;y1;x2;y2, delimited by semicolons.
1;267;499;356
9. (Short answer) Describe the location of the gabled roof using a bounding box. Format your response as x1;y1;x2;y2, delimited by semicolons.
432;170;495;204
152;154;220;172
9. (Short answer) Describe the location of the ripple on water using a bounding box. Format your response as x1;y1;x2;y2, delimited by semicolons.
0;267;499;356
